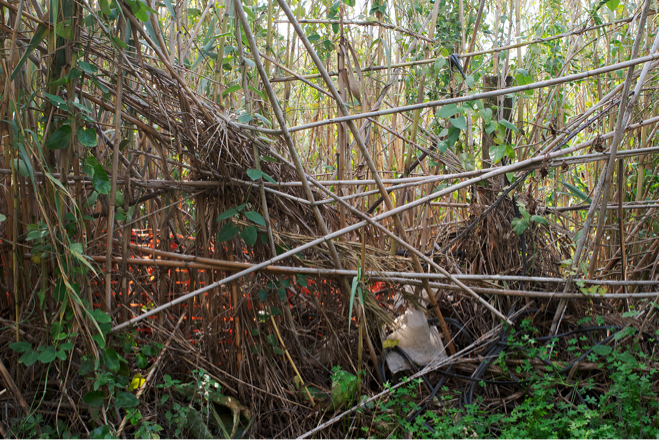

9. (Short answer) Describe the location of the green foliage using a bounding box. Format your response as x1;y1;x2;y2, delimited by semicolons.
84;156;111;195
511;201;546;235
348;267;365;331
246;168;276;184
370;322;659;439
45;124;73;150
244;210;265;226
216;204;268;247
217;222;240;242
489;143;515;164
449;116;467;131
77;127;97;147
240;225;258;246
330;367;360;410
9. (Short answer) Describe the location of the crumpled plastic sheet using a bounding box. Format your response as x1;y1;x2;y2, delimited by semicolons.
385;307;447;374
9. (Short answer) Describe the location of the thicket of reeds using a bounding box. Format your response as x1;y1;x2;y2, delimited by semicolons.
2;0;659;437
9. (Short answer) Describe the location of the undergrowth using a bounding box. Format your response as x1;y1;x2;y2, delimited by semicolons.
367;319;659;439
7;324;251;439
7;318;659;439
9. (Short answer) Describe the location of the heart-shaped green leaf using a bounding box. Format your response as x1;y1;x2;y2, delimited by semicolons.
245;211;266;226
46;125;73;150
84;390;105;408
217;222;239;243
240;226;258;246
78;128;97;147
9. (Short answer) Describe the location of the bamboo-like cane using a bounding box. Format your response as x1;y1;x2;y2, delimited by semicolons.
284;53;659;134
277;0;458;355
104;17;125;312
269;16;635;83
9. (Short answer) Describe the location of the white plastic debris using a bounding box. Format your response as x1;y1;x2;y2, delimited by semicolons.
385;307;447;374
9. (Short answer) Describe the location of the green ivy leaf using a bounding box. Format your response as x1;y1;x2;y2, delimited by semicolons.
19;350;39;366
115;391;139;408
136;353;148;369
262;173;277;184
217;208;238;221
511;217;529;236
92;167;111;195
141;345;158;357
98;0;111;15
46;125;73;150
485;121;498;134
258;289;268;301
92;309;112;324
38;346;57;363
499;119;519;132
433;56;447;72
489;143;507;164
447;126;460;150
606;0;620;11
89;425;113;439
458;152;475;171
78;61;98;74
436;104;459;118
449;116;467;131
78;128;97;147
517;204;530;220
591;344;612;356
515;68;533;86
531;215;548;226
26;229;47;241
115;208;127;222
246;169;263;180
248;86;266;101
238;113;253;124
83;390;105;408
103;348;120;372
44;93;69;111
92;333;106;348
216;222;239;243
244;211;266;226
9;342;31;353
222;84;241;97
112;36;129;49
240;226;258;246
128;0;151;21
85;157;111;195
617;352;637;365
614;326;636;341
